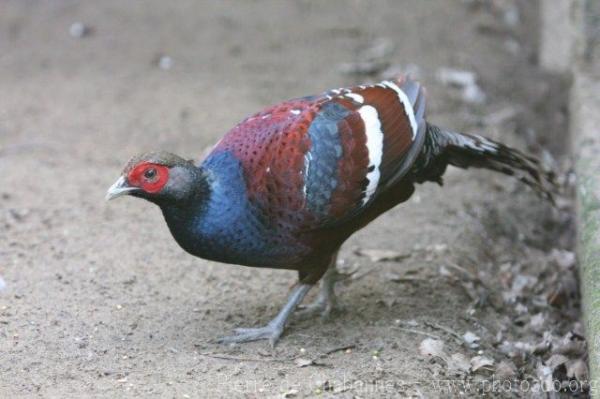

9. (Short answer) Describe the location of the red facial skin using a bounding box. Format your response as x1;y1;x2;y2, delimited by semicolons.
127;162;169;193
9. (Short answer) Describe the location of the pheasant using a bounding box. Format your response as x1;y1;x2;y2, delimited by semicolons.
106;76;553;345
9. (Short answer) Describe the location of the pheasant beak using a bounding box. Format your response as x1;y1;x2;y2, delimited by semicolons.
105;176;140;200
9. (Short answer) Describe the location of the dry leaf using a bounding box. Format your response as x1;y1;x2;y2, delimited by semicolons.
419;338;446;359
498;340;537;358
355;249;411;263
511;274;538;296
550;249;576;270
338;38;394;76
448;353;471;373
470;355;494;372
532;340;551;356
436;67;486;104
554;333;586;357
566;359;588;382
461;281;480;302
545;354;568;370
529;313;546;334
495;360;517;380
514;303;528;314
546;283;567;307
536;363;554;391
439;265;453;278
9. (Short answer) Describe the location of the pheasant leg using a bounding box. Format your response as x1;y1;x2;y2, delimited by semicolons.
218;284;312;346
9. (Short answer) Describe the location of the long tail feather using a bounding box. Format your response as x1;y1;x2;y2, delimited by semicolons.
416;124;556;203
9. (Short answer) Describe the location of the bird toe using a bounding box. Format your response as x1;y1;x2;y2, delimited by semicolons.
217;325;283;345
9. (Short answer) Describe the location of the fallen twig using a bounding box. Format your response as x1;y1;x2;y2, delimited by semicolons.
392;326;441;339
424;321;463;342
323;344;356;356
197;352;288;363
445;262;480;284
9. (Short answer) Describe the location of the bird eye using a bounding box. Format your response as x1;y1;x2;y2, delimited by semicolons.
144;168;157;180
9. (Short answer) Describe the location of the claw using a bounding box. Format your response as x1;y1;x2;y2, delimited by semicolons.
297;264;341;320
297;297;342;320
218;323;284;346
216;284;312;346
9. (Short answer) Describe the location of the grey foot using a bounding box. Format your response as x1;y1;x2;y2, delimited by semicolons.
298;262;342;320
297;295;341;320
218;323;284;346
217;284;313;347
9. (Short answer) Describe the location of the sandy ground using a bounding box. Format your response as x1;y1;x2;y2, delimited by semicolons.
0;1;581;398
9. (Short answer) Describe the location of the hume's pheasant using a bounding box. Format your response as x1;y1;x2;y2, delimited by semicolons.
107;77;553;345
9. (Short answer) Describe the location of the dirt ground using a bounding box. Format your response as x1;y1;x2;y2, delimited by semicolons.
0;1;582;398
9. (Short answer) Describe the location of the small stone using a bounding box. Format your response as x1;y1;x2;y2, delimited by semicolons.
282;389;299;398
294;358;313;368
157;55;174;70
463;331;480;349
69;22;89;38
